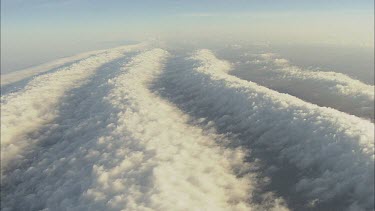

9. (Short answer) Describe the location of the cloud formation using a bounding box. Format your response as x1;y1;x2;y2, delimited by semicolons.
1;44;145;173
1;49;105;87
155;49;374;210
232;52;374;120
84;49;287;211
1;48;288;210
1;45;373;211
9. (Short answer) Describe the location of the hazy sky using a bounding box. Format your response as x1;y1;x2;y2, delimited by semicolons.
1;0;374;71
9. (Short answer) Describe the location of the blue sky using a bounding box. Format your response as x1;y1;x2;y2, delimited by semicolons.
2;0;373;43
3;0;374;27
1;0;374;72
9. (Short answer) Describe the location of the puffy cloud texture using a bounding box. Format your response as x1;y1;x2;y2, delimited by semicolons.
1;48;288;210
1;45;373;211
232;52;374;120
154;49;374;210
1;44;145;173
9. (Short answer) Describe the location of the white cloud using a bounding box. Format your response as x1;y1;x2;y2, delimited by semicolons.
2;45;373;211
233;52;374;120
83;49;287;211
155;49;374;210
1;48;288;211
1;49;105;87
1;44;145;174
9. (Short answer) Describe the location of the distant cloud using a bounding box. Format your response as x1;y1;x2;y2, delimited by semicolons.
238;52;374;120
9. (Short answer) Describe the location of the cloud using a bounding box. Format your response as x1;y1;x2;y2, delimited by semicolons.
233;52;374;120
1;48;288;210
1;44;145;174
83;49;287;211
2;44;373;210
1;49;104;87
154;49;374;210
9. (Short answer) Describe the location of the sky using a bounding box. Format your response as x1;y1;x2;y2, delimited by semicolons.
1;0;374;72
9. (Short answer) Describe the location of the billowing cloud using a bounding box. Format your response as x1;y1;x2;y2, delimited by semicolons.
1;45;373;211
233;52;374;120
1;44;145;173
1;48;288;210
154;49;374;210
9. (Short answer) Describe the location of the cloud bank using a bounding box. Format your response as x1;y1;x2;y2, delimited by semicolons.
1;44;145;173
154;49;374;210
1;48;288;210
84;49;287;211
2;45;373;211
1;49;104;87
231;52;374;120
